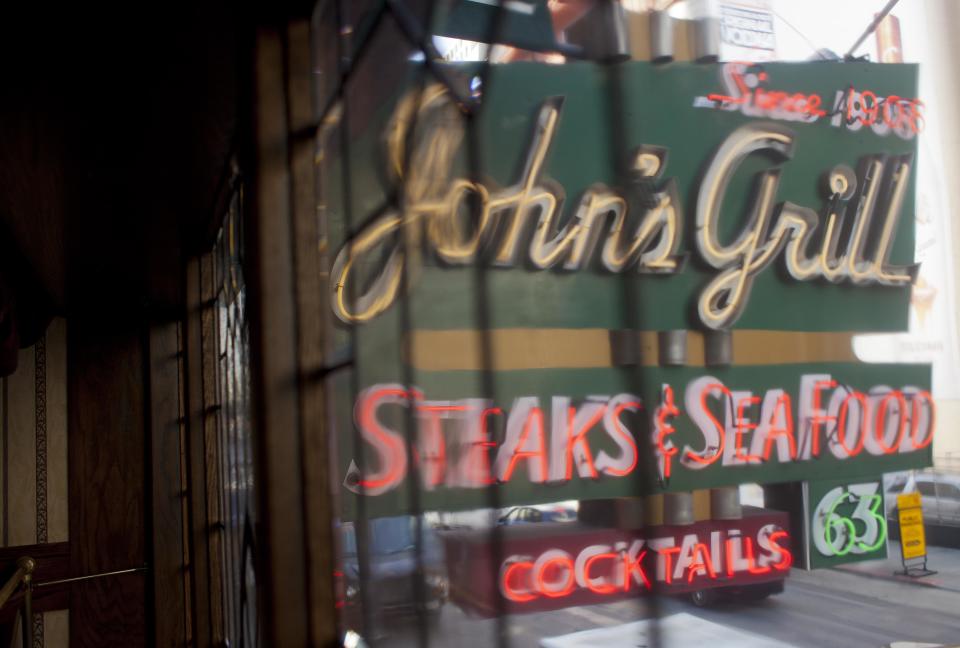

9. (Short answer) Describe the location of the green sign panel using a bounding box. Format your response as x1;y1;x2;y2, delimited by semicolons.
335;362;932;519
324;61;920;336
805;477;888;569
319;61;932;520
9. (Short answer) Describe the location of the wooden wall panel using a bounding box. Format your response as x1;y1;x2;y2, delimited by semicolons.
148;320;189;648
46;318;68;544
44;610;69;647
247;22;310;646
0;317;69;554
7;346;36;547
286;19;338;646
68;322;146;647
184;258;212;647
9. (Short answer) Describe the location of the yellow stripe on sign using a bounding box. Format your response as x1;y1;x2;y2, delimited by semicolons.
407;329;856;371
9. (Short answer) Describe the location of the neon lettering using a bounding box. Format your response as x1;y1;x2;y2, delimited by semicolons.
686;543;717;582
655;385;680;479
767;530;793;570
566;404;604;480
910;390;935;449
875;390;907;455
349;378;932;494
659;546;682;585
501;405;548;483
332;79;918;329
355;385;409;493
535;551;576;598
501;559;536;602
684;380;728;467
499;526;793;605
810;380;837;457
622;546;651;591
734;395;762;463
596;396;641;477
742;537;772;575
837;390;868;457
760;392;796;461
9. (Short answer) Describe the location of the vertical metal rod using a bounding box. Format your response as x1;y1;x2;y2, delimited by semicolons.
845;0;901;58
465;1;512;645
598;2;662;644
333;1;374;641
22;580;34;648
383;1;441;644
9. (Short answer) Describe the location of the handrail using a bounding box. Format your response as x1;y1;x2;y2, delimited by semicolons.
0;556;36;648
0;557;35;611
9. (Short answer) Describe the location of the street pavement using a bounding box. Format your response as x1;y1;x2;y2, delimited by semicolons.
372;545;960;648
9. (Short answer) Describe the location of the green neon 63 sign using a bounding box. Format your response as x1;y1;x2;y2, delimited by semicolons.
806;478;887;568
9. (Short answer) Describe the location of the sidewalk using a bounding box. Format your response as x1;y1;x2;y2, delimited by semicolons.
835;545;960;593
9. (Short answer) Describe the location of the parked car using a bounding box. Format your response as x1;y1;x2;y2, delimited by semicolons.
339;515;449;628
885;471;960;550
910;472;960;526
497;503;577;525
689;580;785;608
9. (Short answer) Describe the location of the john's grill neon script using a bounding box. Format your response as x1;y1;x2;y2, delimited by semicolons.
330;80;918;329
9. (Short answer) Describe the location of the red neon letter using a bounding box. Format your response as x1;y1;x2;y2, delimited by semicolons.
477;407;502;485
537;556;576;599
356;386;409;491
656;386;680;478
724;538;736;577
807;93;826;117
417;402;463;487
659;546;682;585
685;383;729;466
566;405;604;480
603;400;641;477
837;391;868;457
768;531;793;571
503;407;548;483
583;552;619;595
743;537;772;575
502;561;536;602
811;380;837;457
734;396;762;462
875;391;907;455
763;393;796;461
686;543;717;582
622;550;651;592
910;390;935;450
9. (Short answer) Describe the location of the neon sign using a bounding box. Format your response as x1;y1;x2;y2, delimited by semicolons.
443;511;792;615
811;481;886;558
697;62;924;139
499;528;791;603
344;376;934;495
329;81;918;330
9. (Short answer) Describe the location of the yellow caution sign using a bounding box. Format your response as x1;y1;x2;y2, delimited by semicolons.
897;492;922;510
897;492;926;561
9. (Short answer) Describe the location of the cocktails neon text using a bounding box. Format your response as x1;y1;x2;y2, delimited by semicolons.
499;525;791;602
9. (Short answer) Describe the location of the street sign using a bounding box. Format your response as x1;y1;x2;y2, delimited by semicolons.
897;491;926;560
